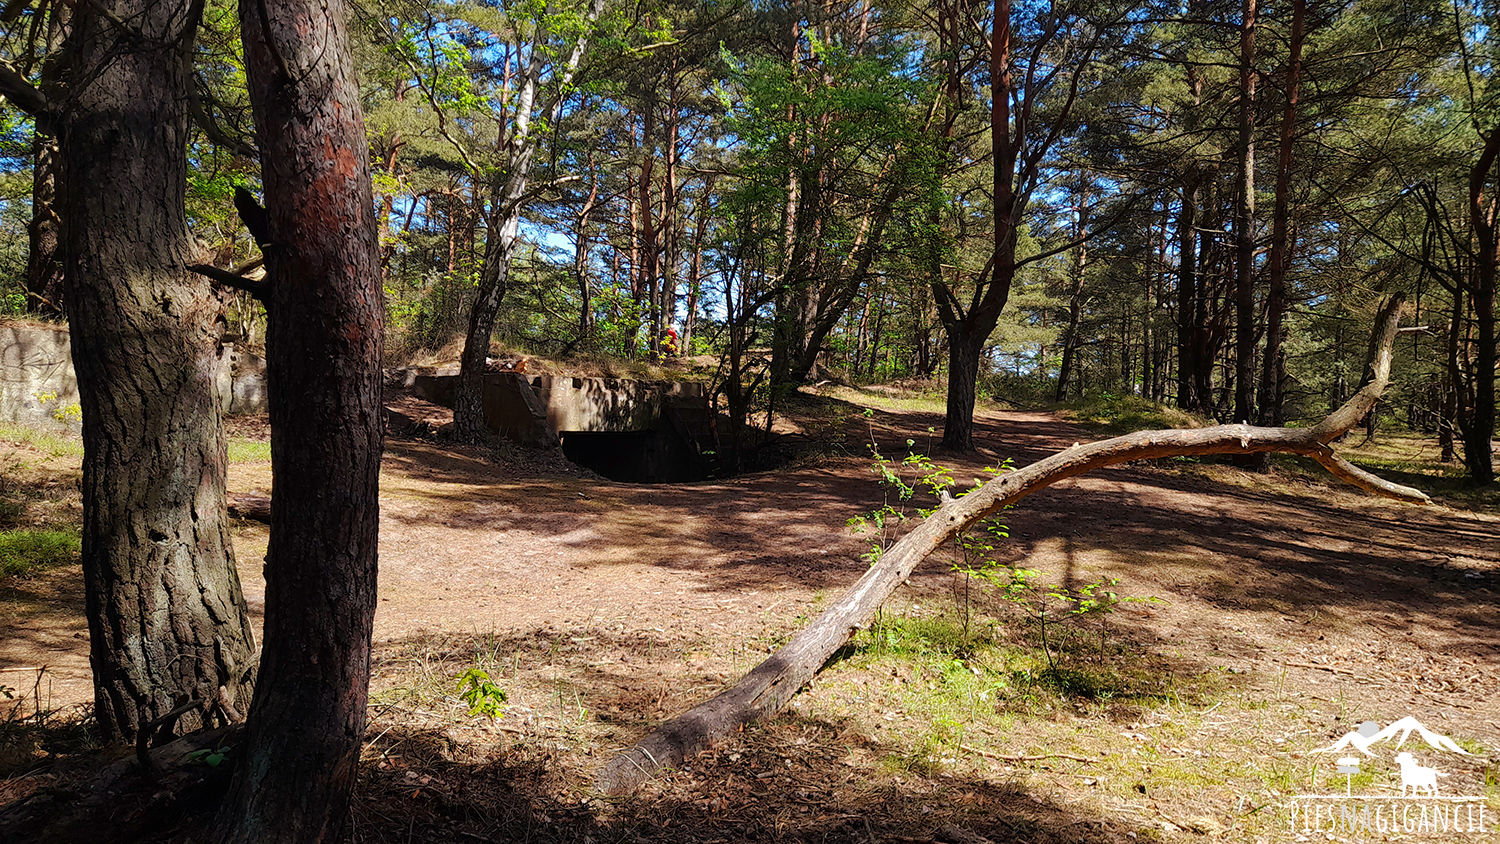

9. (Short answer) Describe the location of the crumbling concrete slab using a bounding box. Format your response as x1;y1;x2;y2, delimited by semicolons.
406;370;703;441
0;323;269;427
0;323;80;431
526;375;660;434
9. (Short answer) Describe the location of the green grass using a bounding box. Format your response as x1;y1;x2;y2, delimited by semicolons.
818;383;950;414
0;528;80;578
228;439;271;462
1254;432;1500;509
0;425;83;458
1061;394;1206;436
849;608;1184;712
0;420;270;465
1336;432;1500;508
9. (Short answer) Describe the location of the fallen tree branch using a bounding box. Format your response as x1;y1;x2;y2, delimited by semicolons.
227;492;272;524
136;698;207;774
1;725;242;841
188;262;268;301
597;295;1424;794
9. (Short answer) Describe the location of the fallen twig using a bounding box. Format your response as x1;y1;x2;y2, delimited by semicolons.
1285;661;1357;676
959;744;1099;764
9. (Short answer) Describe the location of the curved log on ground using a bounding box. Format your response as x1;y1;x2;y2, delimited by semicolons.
597;295;1424;795
226;492;272;524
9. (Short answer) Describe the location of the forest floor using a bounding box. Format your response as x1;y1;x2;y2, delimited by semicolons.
1;384;1498;843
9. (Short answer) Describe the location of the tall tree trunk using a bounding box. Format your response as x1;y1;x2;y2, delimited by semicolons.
25;132;64;315
660;74;682;347
216;0;383;837
24;4;67;316
574;209;596;341
638;106;661;354
1056;180;1090;402
1259;0;1302;427
938;0;1014;451
942;331;983;451
1175;178;1201;410
59;0;256;743
1463;125;1498;485
682;181;710;353
452;0;599;438
1443;288;1463;463
454;202;522;439
935;0;1095;449
1233;0;1258;427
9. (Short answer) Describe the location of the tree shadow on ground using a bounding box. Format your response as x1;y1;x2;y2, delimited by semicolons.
985;466;1500;660
375;404;1500;655
348;715;1141;844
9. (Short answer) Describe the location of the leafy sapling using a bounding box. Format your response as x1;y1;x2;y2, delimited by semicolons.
455;668;508;718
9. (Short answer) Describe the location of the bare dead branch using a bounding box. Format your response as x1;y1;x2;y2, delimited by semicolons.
0;58;50;120
188;264;268;301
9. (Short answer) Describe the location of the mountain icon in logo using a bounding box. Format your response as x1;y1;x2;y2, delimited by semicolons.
1312;717;1472;757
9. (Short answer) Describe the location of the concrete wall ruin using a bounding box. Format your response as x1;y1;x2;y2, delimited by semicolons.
405;369;712;481
0;323;269;431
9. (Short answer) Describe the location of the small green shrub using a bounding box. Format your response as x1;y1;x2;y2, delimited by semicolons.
455;667;507;718
0;529;80;578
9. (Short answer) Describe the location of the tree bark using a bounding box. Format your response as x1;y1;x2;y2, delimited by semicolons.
1463;124;1498;485
1175;177;1201;410
1258;0;1302;427
941;331;984;451
1056;181;1090;402
216;0;384;836
1233;0;1258;427
23;1;67;316
58;0;256;743
598;295;1419;794
25;131;64;315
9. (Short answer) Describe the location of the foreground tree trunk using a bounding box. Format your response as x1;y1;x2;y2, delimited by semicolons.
57;0;257;743
599;295;1420;794
215;0;384;837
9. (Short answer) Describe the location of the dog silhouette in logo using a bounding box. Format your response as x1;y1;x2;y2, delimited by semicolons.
1394;752;1447;797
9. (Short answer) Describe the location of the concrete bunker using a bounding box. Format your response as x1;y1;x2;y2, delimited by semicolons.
408;370;715;483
